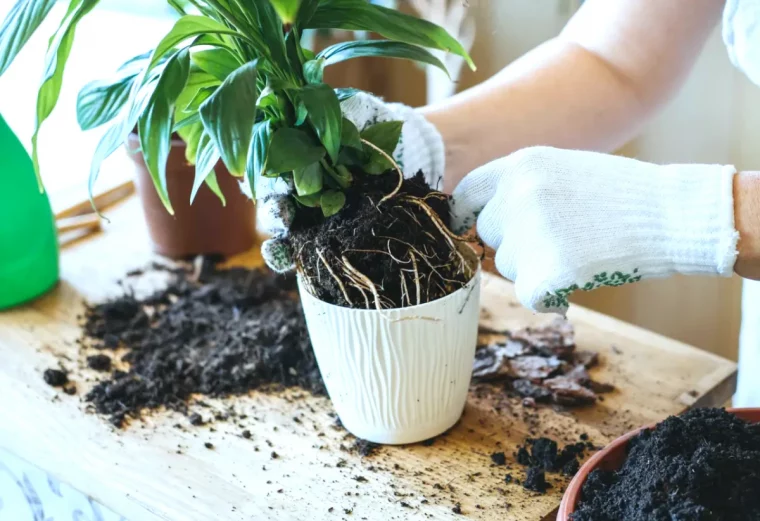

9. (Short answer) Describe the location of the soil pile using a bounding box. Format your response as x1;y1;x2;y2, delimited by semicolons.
572;408;760;521
288;171;474;309
81;264;324;427
474;319;613;406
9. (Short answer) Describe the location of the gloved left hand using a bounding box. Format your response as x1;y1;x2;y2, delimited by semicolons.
451;146;739;314
256;91;445;273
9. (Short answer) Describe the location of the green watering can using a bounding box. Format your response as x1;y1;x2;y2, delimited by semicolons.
0;114;59;309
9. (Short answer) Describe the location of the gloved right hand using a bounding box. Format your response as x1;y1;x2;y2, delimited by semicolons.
450;146;739;314
254;91;445;273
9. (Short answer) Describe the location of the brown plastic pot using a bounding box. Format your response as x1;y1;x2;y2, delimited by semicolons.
557;408;760;520
126;133;257;259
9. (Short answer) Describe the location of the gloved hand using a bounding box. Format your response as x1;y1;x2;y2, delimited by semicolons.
258;91;445;273
451;146;739;314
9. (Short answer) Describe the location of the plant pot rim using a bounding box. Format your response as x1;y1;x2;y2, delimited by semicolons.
297;244;482;314
557;407;760;520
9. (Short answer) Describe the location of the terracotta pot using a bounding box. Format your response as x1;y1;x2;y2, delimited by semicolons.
557;408;760;520
126;133;257;259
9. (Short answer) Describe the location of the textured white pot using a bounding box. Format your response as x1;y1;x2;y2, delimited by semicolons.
298;252;481;445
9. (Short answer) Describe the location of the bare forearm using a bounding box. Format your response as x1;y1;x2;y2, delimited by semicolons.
735;172;760;279
424;40;651;191
422;0;724;191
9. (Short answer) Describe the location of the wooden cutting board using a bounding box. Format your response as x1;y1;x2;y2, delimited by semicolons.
0;197;737;521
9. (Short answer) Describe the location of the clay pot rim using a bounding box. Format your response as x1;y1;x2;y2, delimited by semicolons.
557;407;760;520
127;130;186;148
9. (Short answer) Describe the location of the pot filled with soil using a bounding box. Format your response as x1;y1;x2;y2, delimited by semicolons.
126;133;257;259
558;407;760;521
292;173;481;444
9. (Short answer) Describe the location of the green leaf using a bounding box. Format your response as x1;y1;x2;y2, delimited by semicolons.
251;1;289;71
284;30;304;80
269;0;301;24
295;0;320;27
303;58;324;84
306;0;475;70
191;47;240;81
88;78;158;209
30;0;100;187
318;40;447;75
361;120;402;175
294;101;308;126
183;85;215;113
293;192;321;207
192;130;220;204
199;60;258;176
335;87;360;101
77;68;139;131
173;111;201;131
175;70;218;113
149;15;241;70
320;190;346;217
246;120;272;199
177;120;204;165
265;127;325;175
294;161;323;196
322;162;351;188
361;120;402;154
138;48;191;214
204;170;226;206
340;117;361;149
0;0;58;76
298;83;341;162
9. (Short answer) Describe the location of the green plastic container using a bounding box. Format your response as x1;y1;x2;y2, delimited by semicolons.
0;114;59;309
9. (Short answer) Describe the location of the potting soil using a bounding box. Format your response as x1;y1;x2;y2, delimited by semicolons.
81;264;324;427
572;407;760;521
288;171;474;309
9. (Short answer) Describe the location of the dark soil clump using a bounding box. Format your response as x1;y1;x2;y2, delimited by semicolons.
86;354;112;371
572;408;760;521
289;171;475;309
474;319;613;406
524;467;550;493
81;264;324;427
43;368;68;387
514;437;589;495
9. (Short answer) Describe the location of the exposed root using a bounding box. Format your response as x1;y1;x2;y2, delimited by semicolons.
410;251;421;305
361;138;404;205
400;271;410;307
317;249;353;307
342;256;382;310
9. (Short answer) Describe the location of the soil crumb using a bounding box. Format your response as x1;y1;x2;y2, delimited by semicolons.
86;354;112;372
81;264;324;427
572;408;760;521
474;319;613;406
349;439;380;457
289;171;475;309
514;437;589;495
43;368;68;387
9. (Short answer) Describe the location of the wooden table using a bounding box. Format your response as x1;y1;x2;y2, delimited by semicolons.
0;197;737;521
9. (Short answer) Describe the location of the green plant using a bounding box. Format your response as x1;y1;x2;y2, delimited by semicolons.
0;0;473;216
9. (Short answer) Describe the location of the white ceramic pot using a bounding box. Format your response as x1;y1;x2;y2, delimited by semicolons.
298;252;481;445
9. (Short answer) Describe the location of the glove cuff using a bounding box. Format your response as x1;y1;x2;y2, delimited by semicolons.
652;164;738;278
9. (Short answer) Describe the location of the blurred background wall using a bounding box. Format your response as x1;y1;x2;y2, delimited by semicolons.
1;0;753;361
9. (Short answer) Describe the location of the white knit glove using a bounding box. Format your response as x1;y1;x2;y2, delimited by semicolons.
451;146;739;314
723;0;760;86
258;91;445;272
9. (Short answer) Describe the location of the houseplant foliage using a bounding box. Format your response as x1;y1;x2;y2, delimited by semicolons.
0;0;473;215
